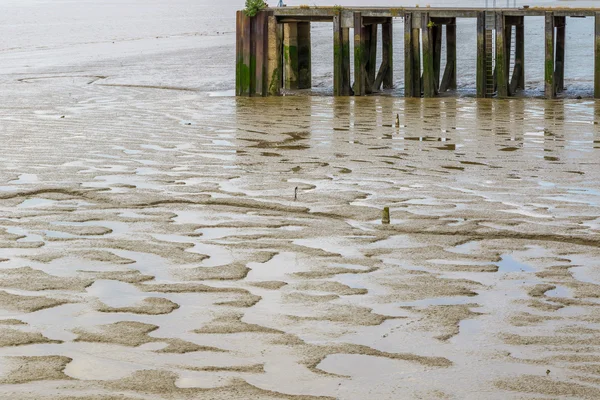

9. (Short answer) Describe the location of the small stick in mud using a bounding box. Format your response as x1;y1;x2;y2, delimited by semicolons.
395;114;400;128
382;207;390;224
294;187;298;201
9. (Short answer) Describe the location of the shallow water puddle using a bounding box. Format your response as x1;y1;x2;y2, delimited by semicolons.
86;280;146;307
496;255;534;273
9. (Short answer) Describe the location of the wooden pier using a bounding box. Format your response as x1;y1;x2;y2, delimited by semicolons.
236;6;600;98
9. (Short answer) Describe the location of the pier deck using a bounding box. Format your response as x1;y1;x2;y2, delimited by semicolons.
235;6;600;98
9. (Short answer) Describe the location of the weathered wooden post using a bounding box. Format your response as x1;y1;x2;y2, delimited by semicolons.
476;11;487;98
267;13;282;95
283;23;298;89
367;24;378;90
422;13;435;98
382;19;394;89
333;12;351;96
440;19;457;92
297;22;311;89
404;12;420;97
545;12;556;99
236;11;253;96
555;17;566;93
253;11;268;96
354;12;366;96
496;12;508;98
596;12;600;99
513;17;525;93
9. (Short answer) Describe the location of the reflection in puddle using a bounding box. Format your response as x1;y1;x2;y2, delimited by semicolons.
496;255;534;273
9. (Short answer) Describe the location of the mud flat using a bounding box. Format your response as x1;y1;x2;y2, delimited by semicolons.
1;75;600;398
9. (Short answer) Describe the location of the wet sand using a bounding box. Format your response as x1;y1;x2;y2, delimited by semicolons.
1;81;600;398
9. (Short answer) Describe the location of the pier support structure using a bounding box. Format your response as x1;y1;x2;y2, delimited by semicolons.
353;13;393;95
283;22;311;90
236;7;600;98
405;13;457;98
496;14;525;97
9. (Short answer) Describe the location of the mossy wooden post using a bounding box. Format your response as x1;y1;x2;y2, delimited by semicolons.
555;17;566;94
404;13;417;97
236;11;252;96
253;11;268;96
476;11;486;98
596;12;600;99
440;19;457;92
283;23;298;89
354;12;366;96
333;12;351;96
422;13;435;98
496;12;508;98
382;19;393;89
267;13;282;96
297;22;311;89
545;12;556;99
382;207;390;224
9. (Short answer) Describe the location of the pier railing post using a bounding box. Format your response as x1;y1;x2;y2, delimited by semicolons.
267;13;282;96
422;12;435;98
596;12;600;99
496;12;508;98
545;12;556;99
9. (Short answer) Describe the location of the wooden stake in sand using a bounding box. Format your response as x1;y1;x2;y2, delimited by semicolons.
382;207;390;224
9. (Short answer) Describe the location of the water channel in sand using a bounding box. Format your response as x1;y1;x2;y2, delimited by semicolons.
1;0;600;399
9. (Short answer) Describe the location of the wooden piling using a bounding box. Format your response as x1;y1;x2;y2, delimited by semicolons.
236;11;253;96
596;13;600;99
432;24;442;92
354;12;366;96
545;12;556;99
515;19;525;91
382;19;394;89
440;20;457;92
254;11;268;96
283;23;299;90
404;13;416;97
367;24;378;91
332;13;351;95
422;13;435;98
555;17;566;93
496;13;508;98
267;13;282;96
297;22;311;89
476;11;486;98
